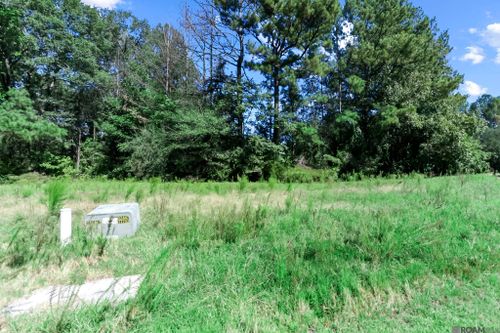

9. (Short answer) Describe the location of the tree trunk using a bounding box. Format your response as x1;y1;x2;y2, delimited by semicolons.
236;31;245;139
209;8;215;104
339;77;342;113
272;66;280;144
163;25;171;95
76;128;82;172
2;58;12;91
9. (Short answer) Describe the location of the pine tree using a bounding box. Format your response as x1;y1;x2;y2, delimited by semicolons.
249;0;339;144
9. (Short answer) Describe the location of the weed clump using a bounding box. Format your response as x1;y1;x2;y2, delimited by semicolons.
135;188;144;203
45;180;68;216
238;175;249;192
125;183;136;200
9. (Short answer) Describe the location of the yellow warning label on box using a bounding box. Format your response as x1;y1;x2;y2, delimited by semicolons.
118;216;129;224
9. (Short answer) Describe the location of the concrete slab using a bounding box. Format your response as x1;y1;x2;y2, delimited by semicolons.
1;275;143;317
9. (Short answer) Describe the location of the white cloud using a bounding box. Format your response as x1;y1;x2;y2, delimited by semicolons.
460;46;485;64
469;23;500;61
338;21;355;49
462;81;488;97
496;49;500;64
257;33;269;44
81;0;122;9
341;21;354;35
484;23;500;48
487;23;500;33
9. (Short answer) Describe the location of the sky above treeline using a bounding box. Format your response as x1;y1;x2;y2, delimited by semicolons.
81;0;500;100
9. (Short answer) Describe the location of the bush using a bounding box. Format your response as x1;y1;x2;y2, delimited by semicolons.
279;167;338;183
39;153;76;177
80;140;107;176
481;127;500;173
125;102;236;181
241;136;285;181
287;123;329;168
419;112;489;174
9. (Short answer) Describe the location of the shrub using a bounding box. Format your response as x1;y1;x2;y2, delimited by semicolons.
238;175;249;191
481;127;500;173
39;153;76;177
241;136;286;181
80;140;107;176
280;167;338;183
124;102;237;181
416;110;489;174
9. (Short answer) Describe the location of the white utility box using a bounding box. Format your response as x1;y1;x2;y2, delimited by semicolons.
84;203;140;238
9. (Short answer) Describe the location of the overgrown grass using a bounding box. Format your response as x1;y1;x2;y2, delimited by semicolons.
44;181;67;216
0;175;498;332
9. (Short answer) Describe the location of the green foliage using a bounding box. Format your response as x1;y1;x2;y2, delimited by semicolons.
0;89;65;175
149;177;161;194
3;217;33;267
365;104;489;175
0;89;63;141
92;188;110;203
79;140;107;176
470;94;500;127
346;75;365;95
0;0;493;180
125;183;136;201
481;127;500;173
288;123;329;168
280;167;338;183
342;0;462;109
125;99;237;180
241;136;286;181
21;186;34;198
0;2;25;92
1;211;110;270
249;0;340;143
419;111;489;174
315;0;479;176
135;188;144;203
238;175;249;191
44;181;68;216
0;0;498;326
2;215;60;268
39;153;76;177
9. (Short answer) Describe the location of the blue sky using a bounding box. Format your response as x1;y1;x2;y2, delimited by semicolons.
83;0;500;100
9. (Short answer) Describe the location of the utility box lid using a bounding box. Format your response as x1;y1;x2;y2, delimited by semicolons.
84;203;140;238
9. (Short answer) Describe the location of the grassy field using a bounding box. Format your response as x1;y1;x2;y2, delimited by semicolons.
0;174;498;332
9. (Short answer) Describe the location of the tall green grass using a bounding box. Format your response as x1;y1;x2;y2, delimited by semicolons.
124;183;136;201
1;180;70;267
44;180;68;215
1;180;114;268
135;188;145;203
2;175;499;332
91;188;110;203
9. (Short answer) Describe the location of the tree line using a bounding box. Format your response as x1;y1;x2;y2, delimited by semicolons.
1;0;499;181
